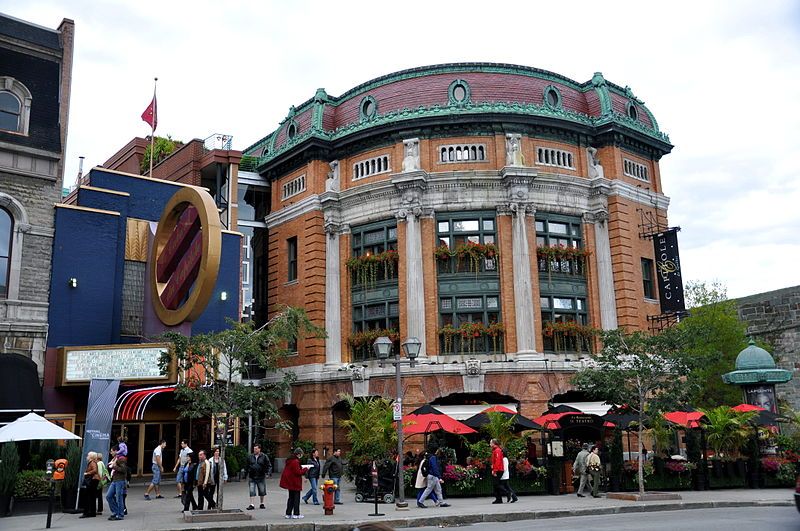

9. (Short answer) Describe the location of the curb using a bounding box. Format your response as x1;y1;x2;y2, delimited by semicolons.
299;499;794;530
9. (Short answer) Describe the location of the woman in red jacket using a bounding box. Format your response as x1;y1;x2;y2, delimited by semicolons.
280;448;307;519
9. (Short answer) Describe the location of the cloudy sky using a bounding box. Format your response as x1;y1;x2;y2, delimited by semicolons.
6;0;799;299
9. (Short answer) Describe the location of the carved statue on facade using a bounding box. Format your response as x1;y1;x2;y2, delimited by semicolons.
350;365;365;381
465;358;481;376
505;133;524;166
396;186;423;219
326;160;340;192
402;138;420;172
587;147;605;179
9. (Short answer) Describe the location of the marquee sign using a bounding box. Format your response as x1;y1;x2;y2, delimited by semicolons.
57;343;175;386
653;228;686;314
150;186;221;326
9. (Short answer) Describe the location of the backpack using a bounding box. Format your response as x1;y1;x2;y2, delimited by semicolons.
97;461;110;487
420;457;429;477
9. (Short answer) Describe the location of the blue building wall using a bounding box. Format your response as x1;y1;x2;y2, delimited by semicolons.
47;169;241;349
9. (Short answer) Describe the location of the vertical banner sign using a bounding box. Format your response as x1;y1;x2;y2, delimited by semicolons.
653;228;686;313
75;378;120;507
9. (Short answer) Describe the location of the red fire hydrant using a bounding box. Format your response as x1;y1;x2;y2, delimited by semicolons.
320;479;338;515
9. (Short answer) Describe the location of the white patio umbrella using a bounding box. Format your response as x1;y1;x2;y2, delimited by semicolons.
0;412;81;442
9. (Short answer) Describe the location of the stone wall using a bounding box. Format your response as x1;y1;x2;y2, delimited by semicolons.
736;286;800;409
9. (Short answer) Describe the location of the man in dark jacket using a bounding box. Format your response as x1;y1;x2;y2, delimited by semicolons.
321;448;343;504
418;448;450;508
301;448;321;505
246;444;271;510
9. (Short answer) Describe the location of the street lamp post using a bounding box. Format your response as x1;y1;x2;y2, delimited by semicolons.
373;336;420;510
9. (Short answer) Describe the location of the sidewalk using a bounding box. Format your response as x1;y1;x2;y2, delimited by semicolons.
1;476;793;531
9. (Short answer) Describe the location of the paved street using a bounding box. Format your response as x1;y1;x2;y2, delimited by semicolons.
0;475;793;530
416;506;799;530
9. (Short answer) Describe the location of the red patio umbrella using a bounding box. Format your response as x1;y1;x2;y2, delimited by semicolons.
401;413;477;435
731;403;764;413
482;405;517;414
663;411;706;428
532;411;581;430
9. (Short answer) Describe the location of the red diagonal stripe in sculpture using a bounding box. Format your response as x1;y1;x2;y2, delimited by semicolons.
156;206;200;282
120;390;146;421
159;232;202;310
122;390;152;421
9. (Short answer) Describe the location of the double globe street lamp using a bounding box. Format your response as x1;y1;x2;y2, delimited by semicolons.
373;335;421;509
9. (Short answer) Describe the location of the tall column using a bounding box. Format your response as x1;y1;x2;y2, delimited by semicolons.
592;212;618;330
402;211;427;359
324;222;342;367
511;203;537;359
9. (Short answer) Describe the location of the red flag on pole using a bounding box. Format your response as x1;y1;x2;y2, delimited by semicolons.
141;95;157;131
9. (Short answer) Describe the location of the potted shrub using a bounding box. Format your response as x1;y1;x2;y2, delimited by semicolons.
0;443;19;517
12;470;50;515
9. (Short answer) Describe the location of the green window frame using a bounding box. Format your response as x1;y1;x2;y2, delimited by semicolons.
436;212;498;275
535;215;585;276
540;295;589;353
438;294;502;355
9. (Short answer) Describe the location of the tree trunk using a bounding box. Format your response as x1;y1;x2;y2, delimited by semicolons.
219;442;225;511
638;412;645;495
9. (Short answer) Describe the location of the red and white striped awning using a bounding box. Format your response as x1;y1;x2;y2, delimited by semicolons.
114;385;176;421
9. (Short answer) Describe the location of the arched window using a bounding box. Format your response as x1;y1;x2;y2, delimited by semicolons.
0;77;32;135
0;207;12;298
0;92;21;133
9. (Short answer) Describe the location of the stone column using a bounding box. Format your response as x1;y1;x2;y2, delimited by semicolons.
401;210;427;360
592;211;618;330
510;203;538;359
324;218;342;367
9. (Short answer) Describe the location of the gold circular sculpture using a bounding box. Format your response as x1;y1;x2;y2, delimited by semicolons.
150;186;221;326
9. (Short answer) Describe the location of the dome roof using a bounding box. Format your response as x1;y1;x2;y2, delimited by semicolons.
734;339;776;371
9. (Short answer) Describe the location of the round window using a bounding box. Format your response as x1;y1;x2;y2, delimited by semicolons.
628;104;638;120
453;84;467;102
546;89;558;107
362;98;376;119
287;123;297;139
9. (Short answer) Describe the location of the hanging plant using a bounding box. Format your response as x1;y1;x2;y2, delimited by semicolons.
453;242;499;274
435;244;454;261
485;322;505;354
536;245;590;277
543;321;599;353
438;324;460;354
459;322;485;355
347;250;399;287
348;328;400;353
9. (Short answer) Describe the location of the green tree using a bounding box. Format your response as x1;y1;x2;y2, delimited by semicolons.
677;281;749;407
140;135;183;174
159;306;324;511
480;410;515;448
699;406;756;459
573;327;698;495
0;442;19;497
338;394;396;466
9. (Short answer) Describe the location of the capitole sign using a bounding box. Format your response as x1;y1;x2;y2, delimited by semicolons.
150;186;221;326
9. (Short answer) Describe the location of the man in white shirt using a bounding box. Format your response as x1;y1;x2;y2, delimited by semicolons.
173;439;192;498
144;440;167;500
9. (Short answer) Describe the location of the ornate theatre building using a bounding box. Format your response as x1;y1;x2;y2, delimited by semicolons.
242;63;674;448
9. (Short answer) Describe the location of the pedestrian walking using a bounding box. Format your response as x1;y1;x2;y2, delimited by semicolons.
280;448;307;519
105;446;127;521
301;448;321;505
573;443;591;497
79;451;100;518
587;445;602;498
321;447;343;504
414;451;438;506
501;451;518;503
196;450;216;510
418;448;450;508
246;443;271;510
490;438;504;504
181;452;198;511
144;439;167;500
173;439;192;498
96;452;110;514
211;447;227;504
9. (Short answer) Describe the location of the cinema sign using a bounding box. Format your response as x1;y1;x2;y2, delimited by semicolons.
149;186;222;326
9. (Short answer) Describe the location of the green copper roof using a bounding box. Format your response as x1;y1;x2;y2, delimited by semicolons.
722;339;792;385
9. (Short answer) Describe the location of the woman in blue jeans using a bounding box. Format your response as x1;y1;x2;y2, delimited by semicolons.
302;448;321;505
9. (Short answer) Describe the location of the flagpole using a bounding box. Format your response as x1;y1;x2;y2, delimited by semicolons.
148;77;157;177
